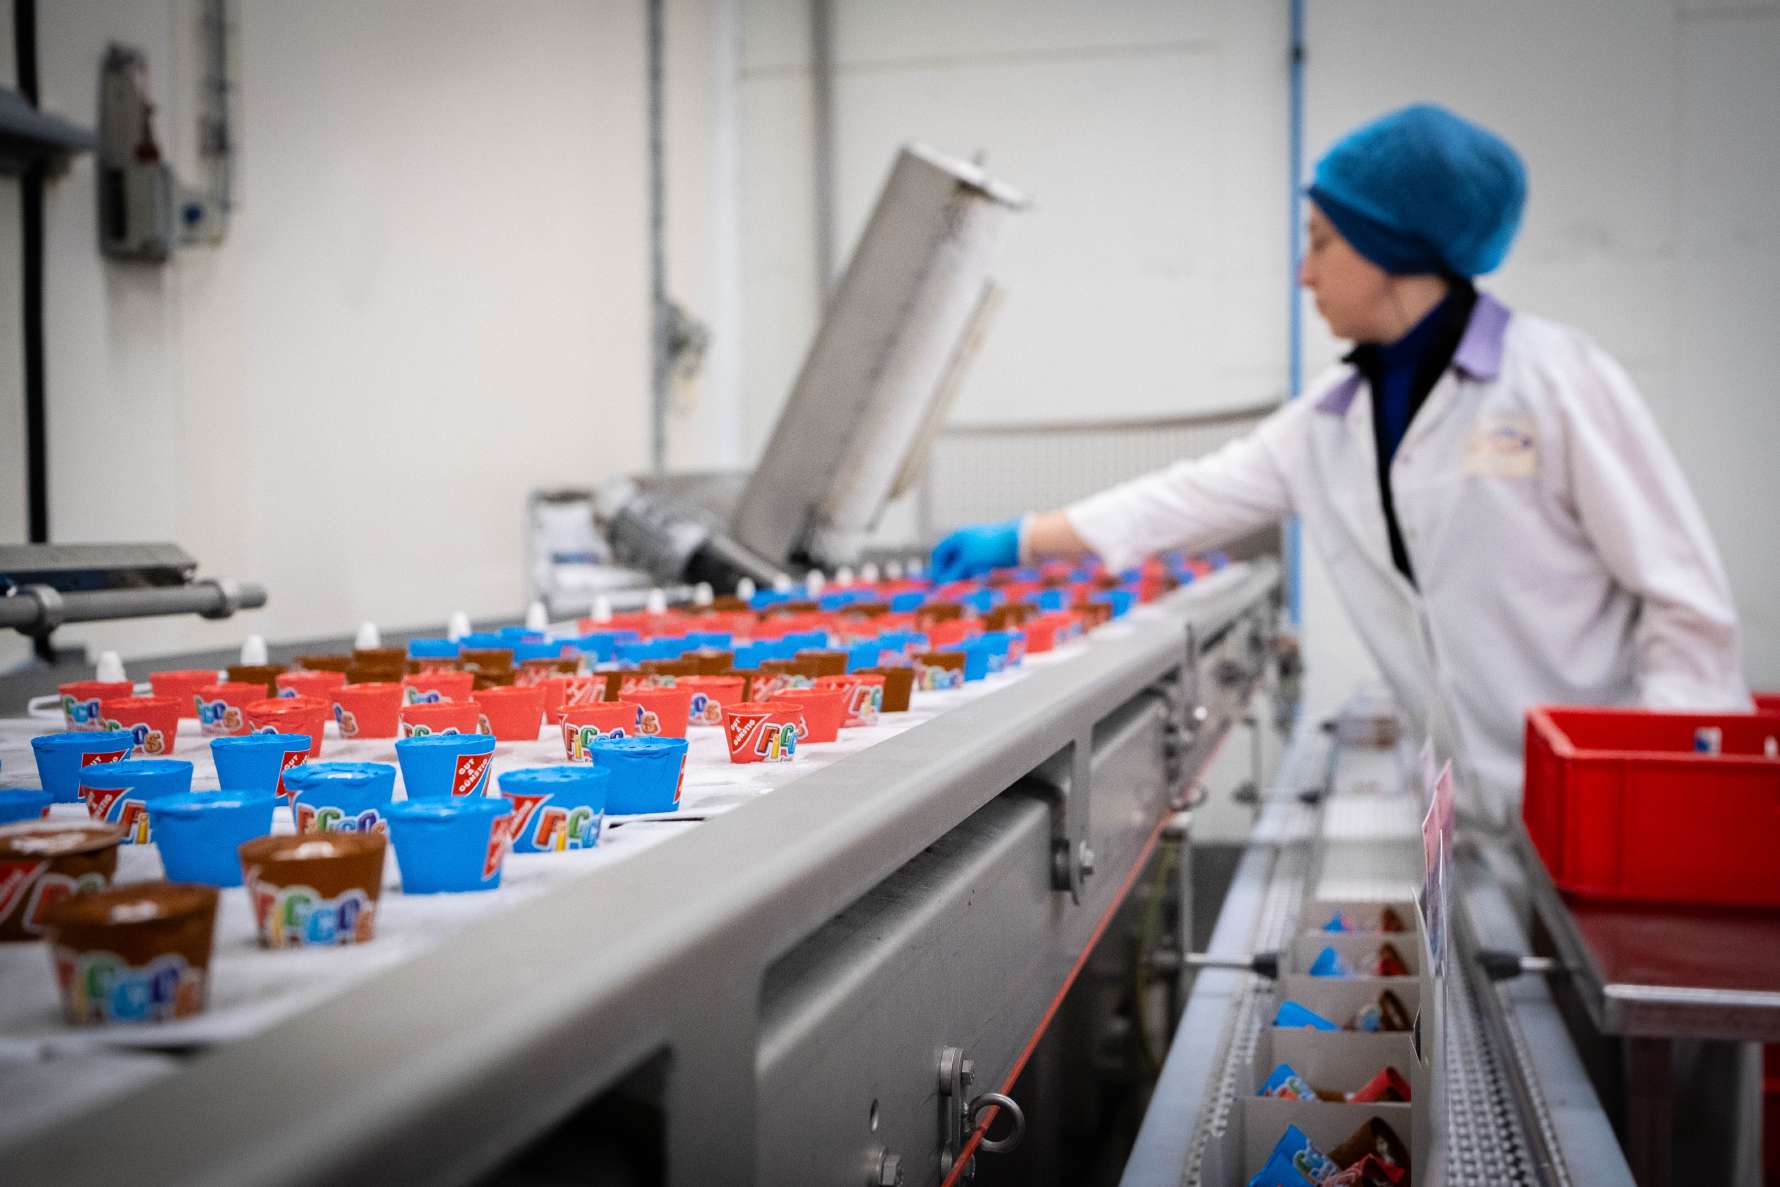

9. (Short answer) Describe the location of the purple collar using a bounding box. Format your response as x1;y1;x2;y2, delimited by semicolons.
1315;291;1511;415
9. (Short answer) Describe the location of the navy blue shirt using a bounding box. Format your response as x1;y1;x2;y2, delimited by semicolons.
1348;281;1478;584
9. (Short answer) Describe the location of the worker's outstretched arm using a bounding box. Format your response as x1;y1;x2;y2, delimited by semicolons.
1561;337;1748;708
928;401;1305;582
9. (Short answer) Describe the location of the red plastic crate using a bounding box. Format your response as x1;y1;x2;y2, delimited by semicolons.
1523;705;1780;907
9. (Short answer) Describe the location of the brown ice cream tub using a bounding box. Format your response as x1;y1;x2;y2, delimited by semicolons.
0;820;127;942
916;602;964;627
352;647;407;668
226;663;287;695
40;882;219;1024
862;666;915;713
238;833;386;949
795;650;849;677
693;650;735;675
294;654;354;674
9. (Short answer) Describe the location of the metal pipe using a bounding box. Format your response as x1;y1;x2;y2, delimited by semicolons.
1284;0;1306;627
647;0;669;473
0;580;267;635
809;0;837;303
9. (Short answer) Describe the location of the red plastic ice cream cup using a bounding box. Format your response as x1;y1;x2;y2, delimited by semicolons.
677;676;745;729
776;686;848;743
194;681;263;736
472;685;547;742
540;674;605;719
58;680;134;731
244;695;330;758
98;695;185;757
629;686;693;739
813;674;885;728
401;670;475;705
148;670;222;719
560;701;644;761
276;670;346;704
721;700;805;765
400;700;482;738
330;682;405;739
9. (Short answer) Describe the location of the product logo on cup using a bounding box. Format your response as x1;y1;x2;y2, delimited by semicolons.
727;714;798;762
83;789;150;843
54;949;203;1024
567;724;628;761
502;792;600;853
196;697;240;732
295;804;387;834
639;710;662;737
333;705;358;737
476;714;493;736
249;879;373;947
275;749;309;799
14;869;108;936
405;688;442;705
688;694;723;726
79;748;130;770
483;814;515;880
110;720;170;756
563;678;602;708
453;753;492;797
276;687;298;699
62;695;105;728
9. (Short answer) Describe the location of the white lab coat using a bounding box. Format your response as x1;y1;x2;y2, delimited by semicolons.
1064;293;1749;827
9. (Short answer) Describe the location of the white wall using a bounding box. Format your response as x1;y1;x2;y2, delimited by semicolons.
726;0;1780;720
3;0;650;662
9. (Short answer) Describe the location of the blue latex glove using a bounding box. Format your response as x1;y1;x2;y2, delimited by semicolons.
929;518;1021;584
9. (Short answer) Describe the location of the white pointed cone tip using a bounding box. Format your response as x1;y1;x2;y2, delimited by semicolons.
95;650;128;683
525;601;548;632
736;577;757;600
354;622;381;650
447;611;472;641
645;588;668;615
239;635;268;666
693;582;714;606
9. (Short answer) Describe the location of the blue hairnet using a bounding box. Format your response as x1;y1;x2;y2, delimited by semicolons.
1308;103;1527;278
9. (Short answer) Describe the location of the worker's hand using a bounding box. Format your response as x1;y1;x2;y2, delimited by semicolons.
929;519;1022;583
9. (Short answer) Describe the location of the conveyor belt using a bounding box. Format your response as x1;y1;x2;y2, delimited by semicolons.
1124;708;1628;1186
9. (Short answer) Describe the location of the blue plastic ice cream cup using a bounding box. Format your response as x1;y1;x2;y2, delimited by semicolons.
385;797;511;893
31;729;137;803
150;790;278;886
512;641;567;664
889;591;927;613
575;633;620;664
77;758;195;843
407;638;460;660
1091;588;1137;619
690;631;733;650
941;642;992;683
846;642;882;673
458;631;508;650
960;588;1004;615
211;732;312;800
394;732;497;799
589;736;689;815
497;626;542;643
286;762;397;834
975;631;1026;673
0;787;53;825
496;766;610;853
1027;588;1070;612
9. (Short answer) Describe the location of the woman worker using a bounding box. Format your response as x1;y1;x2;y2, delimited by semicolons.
930;104;1749;828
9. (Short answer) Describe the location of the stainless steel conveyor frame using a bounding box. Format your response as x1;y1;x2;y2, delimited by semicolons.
0;561;1284;1187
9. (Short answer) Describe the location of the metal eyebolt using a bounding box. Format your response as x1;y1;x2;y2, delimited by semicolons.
968;1092;1025;1154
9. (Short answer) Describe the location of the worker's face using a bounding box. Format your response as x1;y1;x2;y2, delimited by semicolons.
1299;204;1396;342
